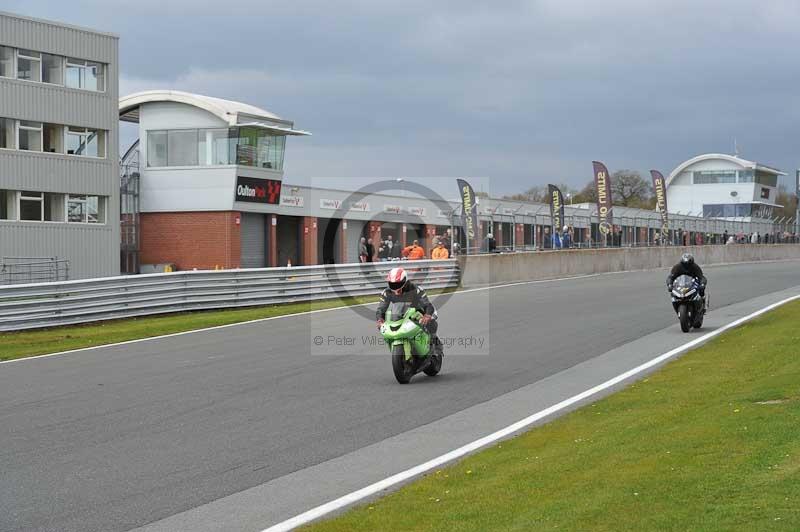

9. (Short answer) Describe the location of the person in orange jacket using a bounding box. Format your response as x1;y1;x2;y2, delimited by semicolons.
402;239;425;260
431;241;449;260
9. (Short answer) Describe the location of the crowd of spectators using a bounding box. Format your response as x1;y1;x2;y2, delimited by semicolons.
360;229;456;263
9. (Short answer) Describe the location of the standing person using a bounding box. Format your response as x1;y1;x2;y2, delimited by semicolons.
359;237;368;263
386;234;394;253
431;241;449;260
365;238;375;262
378;241;389;261
561;225;571;249
485;233;497;253
723;230;729;245
389;237;402;260
440;229;451;252
402;239;425;260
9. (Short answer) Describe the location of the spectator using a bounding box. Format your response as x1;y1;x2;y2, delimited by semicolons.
402;239;425;260
439;230;451;252
431;241;449;260
378;241;389;261
542;228;552;249
359;237;367;263
723;230;729;245
561;225;572;249
366;238;375;262
726;234;735;245
485;233;497;253
553;229;562;249
751;232;758;244
389;238;402;259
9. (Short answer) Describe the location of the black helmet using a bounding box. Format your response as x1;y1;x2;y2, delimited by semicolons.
680;253;694;265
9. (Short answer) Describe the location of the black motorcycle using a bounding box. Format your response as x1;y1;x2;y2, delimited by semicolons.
669;274;706;333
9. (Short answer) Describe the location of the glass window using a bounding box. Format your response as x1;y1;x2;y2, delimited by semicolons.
42;53;63;84
20;191;44;221
43;123;63;153
65;58;105;91
18;121;43;151
234;127;286;170
67;194;87;223
737;170;754;183
0;190;8;219
17;49;41;82
755;171;778;187
167;129;199;166
693;171;736;184
0;46;13;78
67;127;104;157
147;130;168;167
0;117;14;149
199;128;232;165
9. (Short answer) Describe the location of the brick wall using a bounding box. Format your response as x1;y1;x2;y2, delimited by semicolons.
140;211;241;270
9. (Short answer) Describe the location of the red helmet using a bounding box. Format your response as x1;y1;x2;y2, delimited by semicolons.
387;267;408;292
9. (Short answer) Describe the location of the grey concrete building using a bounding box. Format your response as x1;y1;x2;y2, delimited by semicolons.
0;11;119;282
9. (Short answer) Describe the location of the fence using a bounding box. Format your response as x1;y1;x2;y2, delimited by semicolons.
0;257;70;285
0;259;460;332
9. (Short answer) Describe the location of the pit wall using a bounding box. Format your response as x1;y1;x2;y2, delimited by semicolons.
458;245;800;287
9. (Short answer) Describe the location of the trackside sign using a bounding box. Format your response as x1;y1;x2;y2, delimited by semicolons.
235;176;282;204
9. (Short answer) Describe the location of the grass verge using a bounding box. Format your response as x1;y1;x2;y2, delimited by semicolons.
0;296;376;362
305;300;800;532
0;287;457;362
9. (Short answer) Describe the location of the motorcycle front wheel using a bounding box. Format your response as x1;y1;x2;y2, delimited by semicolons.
391;344;413;384
678;304;691;333
423;352;443;377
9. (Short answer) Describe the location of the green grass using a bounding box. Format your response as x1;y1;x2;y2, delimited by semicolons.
305;300;800;532
0;296;375;361
0;287;457;361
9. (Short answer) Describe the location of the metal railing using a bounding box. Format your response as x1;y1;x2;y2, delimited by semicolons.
0;259;460;332
0;257;70;285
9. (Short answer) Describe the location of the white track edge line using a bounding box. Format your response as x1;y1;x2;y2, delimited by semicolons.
2;258;798;365
261;293;800;532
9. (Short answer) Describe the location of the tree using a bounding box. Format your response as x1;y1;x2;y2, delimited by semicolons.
775;184;798;222
609;170;653;208
503;184;577;203
475;190;490;199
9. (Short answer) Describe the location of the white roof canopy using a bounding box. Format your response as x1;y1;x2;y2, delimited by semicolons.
119;90;310;135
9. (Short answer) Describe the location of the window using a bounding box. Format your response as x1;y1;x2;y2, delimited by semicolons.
0;117;14;149
0;46;13;78
18;121;43;151
65;58;105;91
199;128;233;165
17;49;41;82
67;195;103;223
147;130;168;167
67;127;105;157
43;123;64;153
42;53;64;84
167;129;199;166
760;187;770;200
0;190;9;219
755;171;778;187
693;171;736;184
19;191;44;221
737;170;754;183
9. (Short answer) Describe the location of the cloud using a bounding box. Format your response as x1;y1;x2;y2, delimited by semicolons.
16;0;800;195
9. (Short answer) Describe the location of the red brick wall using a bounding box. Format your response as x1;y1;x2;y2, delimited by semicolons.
141;211;241;271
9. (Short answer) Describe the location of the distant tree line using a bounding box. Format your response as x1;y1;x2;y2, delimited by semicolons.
504;170;656;209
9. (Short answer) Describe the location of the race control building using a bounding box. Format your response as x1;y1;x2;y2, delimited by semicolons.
666;153;785;221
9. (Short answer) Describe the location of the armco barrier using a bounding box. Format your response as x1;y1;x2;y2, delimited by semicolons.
0;260;459;332
458;245;800;287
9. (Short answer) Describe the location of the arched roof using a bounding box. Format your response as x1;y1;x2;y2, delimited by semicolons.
667;153;784;186
119;90;283;126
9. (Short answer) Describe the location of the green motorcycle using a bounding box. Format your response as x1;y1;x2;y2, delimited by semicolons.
380;301;443;384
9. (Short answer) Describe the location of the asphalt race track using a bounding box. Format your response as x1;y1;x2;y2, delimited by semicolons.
1;261;799;532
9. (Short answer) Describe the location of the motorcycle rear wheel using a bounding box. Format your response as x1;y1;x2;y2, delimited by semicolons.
391;344;413;384
678;304;691;333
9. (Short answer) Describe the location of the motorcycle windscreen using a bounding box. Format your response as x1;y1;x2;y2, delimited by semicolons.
673;275;695;289
386;301;411;322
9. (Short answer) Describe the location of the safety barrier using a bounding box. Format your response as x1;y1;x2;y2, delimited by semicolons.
0;260;460;332
458;244;800;287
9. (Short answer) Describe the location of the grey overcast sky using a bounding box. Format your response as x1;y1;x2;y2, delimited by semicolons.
9;0;800;196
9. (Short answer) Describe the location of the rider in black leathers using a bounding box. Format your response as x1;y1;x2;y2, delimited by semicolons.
666;253;707;297
376;270;442;354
